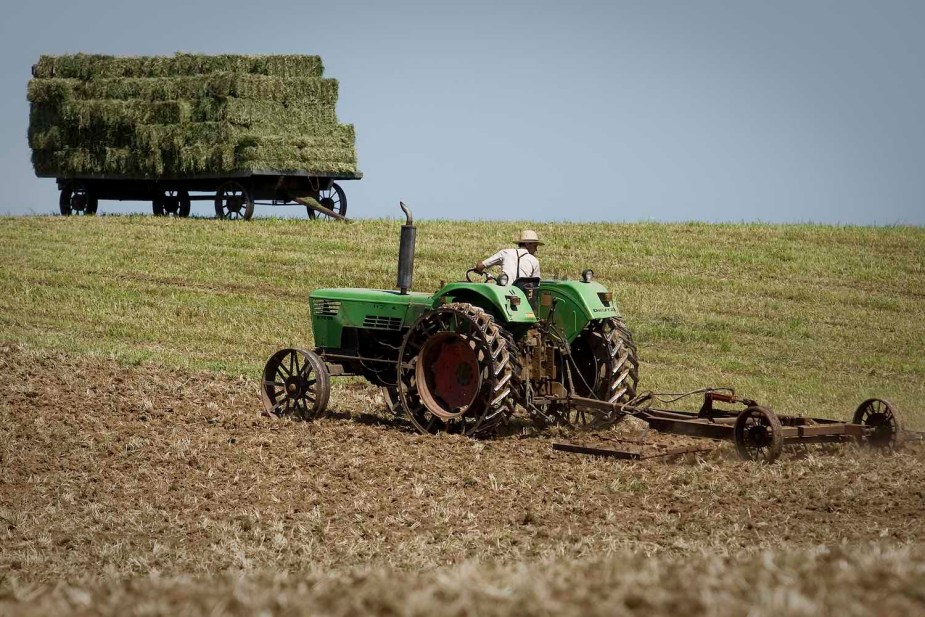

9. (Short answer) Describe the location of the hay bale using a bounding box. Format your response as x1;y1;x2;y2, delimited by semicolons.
32;146;163;177
28;53;358;179
27;75;339;105
31;127;357;178
202;98;338;129
236;136;358;174
32;53;324;79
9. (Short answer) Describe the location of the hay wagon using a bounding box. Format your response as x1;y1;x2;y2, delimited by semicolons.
29;53;360;220
53;169;361;220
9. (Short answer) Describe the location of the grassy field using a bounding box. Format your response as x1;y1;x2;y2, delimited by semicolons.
1;215;922;423
1;215;924;616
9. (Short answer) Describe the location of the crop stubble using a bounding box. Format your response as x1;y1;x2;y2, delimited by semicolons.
1;344;923;615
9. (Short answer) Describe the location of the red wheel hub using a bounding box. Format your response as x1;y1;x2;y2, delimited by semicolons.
416;333;482;418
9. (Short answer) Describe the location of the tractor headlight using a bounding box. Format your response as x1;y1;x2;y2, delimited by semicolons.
497;273;510;286
581;269;594;283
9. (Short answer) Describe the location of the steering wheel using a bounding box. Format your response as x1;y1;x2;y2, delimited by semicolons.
465;268;495;283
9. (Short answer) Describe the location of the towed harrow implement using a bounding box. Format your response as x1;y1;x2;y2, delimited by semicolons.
553;389;908;463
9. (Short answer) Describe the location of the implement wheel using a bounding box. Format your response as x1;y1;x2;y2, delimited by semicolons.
734;406;783;463
153;190;191;217
308;182;347;219
397;303;515;436
215;181;254;220
59;184;98;216
853;398;902;450
261;348;330;420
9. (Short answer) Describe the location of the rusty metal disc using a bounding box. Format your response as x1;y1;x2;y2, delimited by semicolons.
415;333;482;419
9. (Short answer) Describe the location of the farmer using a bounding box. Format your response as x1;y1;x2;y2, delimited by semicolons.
475;230;542;283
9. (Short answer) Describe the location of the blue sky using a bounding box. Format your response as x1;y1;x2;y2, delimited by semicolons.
1;0;923;223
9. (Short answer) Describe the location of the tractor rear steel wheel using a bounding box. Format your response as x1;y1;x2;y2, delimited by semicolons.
734;406;783;463
215;181;254;220
153;189;191;217
397;303;515;436
261;348;330;420
543;316;640;429
853;398;902;450
308;182;347;219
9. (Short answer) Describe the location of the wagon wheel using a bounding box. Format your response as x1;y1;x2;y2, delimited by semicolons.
308;182;347;220
536;317;639;429
215;181;254;220
59;184;98;216
261;348;330;420
153;190;191;217
853;398;902;450
734;406;783;463
396;302;515;436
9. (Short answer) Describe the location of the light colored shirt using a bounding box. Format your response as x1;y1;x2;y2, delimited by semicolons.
482;248;540;282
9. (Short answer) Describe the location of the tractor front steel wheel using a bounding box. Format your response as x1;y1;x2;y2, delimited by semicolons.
397;303;515;436
853;398;902;450
261;348;330;420
734;406;783;463
215;181;254;220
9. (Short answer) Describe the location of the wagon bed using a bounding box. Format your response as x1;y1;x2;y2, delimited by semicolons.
53;169;362;220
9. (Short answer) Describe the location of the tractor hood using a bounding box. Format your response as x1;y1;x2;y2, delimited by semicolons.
309;288;434;348
311;287;433;306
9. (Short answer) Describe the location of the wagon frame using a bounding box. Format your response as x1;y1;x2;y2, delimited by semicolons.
50;169;362;220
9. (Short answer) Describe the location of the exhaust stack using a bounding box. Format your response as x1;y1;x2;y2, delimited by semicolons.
396;202;415;294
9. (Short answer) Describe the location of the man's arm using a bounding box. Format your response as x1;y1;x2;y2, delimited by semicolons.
476;250;504;273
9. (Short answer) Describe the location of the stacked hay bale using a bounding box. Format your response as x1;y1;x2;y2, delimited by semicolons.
27;53;358;179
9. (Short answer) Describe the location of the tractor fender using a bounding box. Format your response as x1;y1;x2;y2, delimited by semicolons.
537;280;620;342
434;282;537;324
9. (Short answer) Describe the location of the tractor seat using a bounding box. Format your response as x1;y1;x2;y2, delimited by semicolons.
513;277;541;311
513;277;540;292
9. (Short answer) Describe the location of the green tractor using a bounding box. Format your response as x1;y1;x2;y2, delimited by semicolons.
261;204;639;435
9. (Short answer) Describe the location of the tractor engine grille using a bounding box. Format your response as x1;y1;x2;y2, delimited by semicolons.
362;315;403;330
311;299;341;316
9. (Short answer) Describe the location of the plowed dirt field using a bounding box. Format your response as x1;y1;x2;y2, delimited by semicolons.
2;344;924;616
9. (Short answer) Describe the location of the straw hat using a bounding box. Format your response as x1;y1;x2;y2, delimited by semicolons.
516;229;544;245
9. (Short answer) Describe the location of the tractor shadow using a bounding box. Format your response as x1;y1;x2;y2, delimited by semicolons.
323;407;549;440
325;409;414;433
